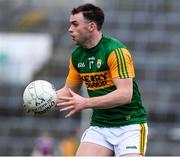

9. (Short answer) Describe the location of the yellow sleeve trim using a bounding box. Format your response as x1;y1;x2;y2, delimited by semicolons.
107;48;135;78
66;56;83;85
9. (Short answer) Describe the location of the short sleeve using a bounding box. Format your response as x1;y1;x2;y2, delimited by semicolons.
66;56;83;85
107;48;135;79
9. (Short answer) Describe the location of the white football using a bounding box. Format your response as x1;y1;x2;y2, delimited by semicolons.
23;80;57;114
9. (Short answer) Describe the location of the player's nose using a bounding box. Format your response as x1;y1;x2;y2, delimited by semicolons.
68;25;73;33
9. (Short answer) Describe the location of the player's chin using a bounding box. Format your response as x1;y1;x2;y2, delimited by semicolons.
71;37;80;45
74;40;82;46
71;39;78;45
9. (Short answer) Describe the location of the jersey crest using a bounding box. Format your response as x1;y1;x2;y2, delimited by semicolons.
97;59;102;69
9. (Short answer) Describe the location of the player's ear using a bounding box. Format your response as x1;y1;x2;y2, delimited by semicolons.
88;22;96;32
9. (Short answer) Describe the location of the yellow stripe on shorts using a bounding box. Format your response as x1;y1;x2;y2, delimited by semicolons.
140;124;146;155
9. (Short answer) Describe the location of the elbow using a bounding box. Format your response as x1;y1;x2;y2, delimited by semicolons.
123;91;133;104
123;96;131;104
126;96;132;104
116;88;133;105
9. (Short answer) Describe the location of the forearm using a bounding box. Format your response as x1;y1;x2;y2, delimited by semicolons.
85;89;132;109
57;87;71;97
57;82;82;98
56;78;133;117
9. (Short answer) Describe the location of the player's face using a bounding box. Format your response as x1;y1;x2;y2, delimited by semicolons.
68;12;91;46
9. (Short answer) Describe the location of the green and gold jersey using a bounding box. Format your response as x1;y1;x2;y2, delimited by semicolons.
67;35;147;127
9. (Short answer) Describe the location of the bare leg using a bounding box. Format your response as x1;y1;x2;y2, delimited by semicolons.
76;142;114;156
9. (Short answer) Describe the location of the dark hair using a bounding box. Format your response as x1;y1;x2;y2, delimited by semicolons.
71;3;104;30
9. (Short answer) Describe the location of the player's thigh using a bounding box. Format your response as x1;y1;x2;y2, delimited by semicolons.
112;123;148;156
76;142;114;156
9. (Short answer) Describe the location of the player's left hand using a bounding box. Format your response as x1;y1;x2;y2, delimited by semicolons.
55;88;88;118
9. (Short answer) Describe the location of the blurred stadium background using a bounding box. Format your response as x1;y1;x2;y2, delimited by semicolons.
0;0;180;155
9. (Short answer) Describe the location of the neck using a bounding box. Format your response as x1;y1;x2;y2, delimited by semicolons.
83;31;102;49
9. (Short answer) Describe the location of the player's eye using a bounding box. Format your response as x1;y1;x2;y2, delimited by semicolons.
71;21;79;27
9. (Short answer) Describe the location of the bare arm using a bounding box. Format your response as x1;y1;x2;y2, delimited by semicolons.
56;81;82;103
56;78;133;117
85;78;133;109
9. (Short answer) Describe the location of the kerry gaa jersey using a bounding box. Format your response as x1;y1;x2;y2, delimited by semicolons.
67;35;147;127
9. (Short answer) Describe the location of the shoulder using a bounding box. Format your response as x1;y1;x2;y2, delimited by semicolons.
102;35;127;51
103;36;126;48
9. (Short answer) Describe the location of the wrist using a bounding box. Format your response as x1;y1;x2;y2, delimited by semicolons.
84;97;92;109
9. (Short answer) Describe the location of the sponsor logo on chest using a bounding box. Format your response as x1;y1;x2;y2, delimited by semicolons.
81;72;107;89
